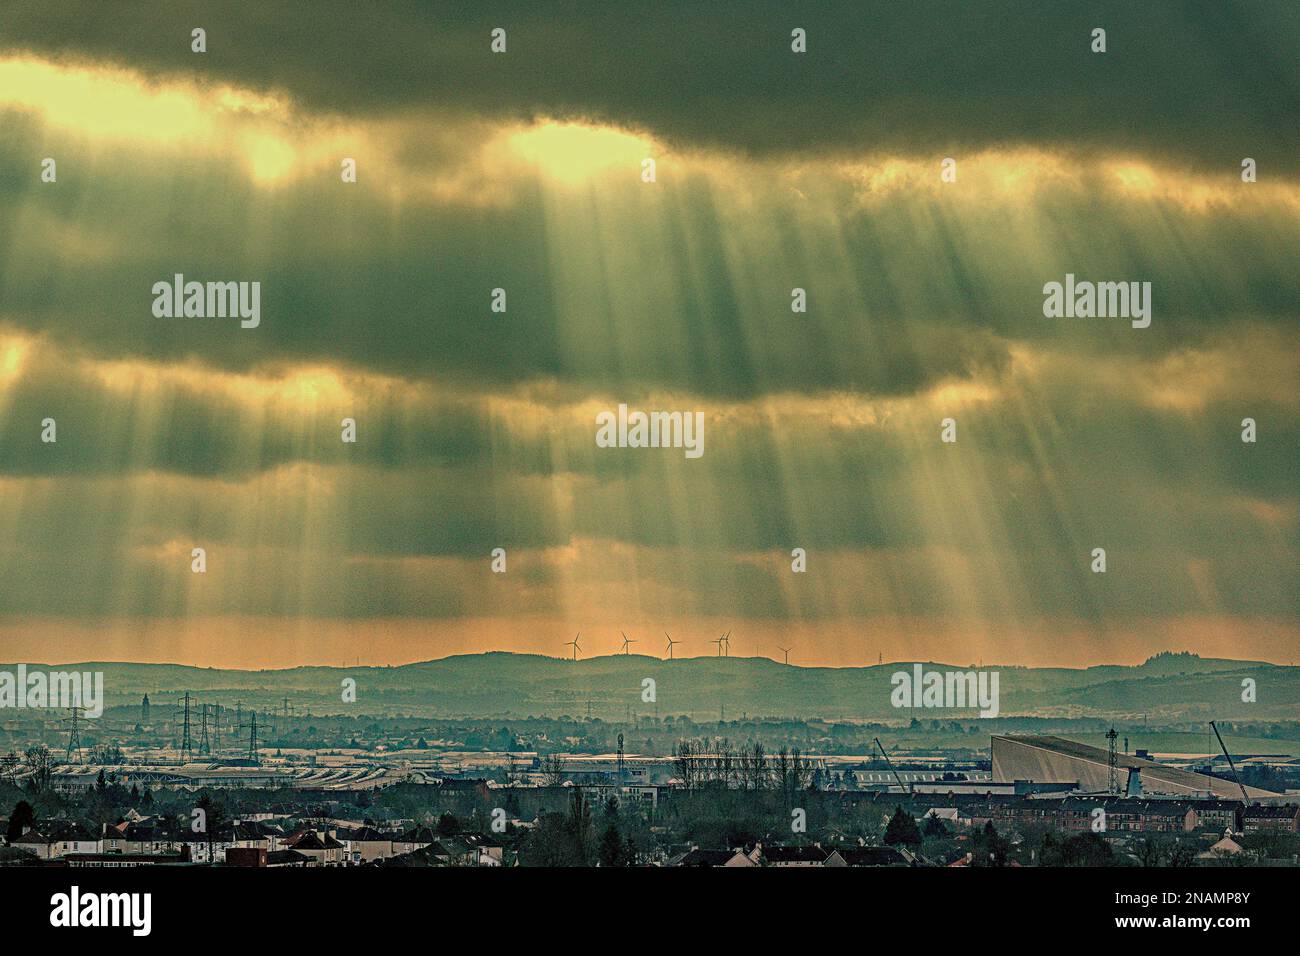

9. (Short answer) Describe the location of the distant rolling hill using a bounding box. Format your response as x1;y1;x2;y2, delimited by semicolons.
2;651;1295;722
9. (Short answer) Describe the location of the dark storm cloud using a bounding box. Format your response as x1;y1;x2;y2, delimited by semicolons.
0;0;1295;175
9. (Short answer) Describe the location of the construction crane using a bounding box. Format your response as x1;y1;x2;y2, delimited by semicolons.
873;737;912;794
1210;721;1250;804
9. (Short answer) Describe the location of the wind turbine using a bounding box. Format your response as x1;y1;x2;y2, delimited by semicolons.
620;631;637;655
710;635;726;656
721;630;731;657
565;633;581;661
777;645;791;665
664;633;681;660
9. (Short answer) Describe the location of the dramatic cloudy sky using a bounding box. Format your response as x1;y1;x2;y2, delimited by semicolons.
0;1;1295;667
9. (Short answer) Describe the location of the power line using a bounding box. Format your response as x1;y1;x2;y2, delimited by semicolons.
176;692;195;763
63;706;85;764
239;711;261;767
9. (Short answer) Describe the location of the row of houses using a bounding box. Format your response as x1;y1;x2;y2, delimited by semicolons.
5;815;504;866
808;789;1299;836
947;797;1299;835
363;835;505;867
668;843;917;867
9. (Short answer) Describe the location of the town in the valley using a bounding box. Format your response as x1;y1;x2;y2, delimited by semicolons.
2;690;1297;868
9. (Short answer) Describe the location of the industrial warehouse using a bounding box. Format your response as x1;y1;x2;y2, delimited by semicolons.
991;735;1281;800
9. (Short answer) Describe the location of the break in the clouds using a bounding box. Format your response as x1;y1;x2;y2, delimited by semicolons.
0;4;1295;667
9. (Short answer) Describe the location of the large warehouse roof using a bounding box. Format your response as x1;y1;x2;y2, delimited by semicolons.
992;735;1277;799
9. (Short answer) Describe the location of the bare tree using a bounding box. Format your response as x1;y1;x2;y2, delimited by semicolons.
541;753;567;787
749;743;770;791
672;740;697;791
23;745;53;795
718;741;736;789
0;750;19;786
791;747;813;792
776;746;792;797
